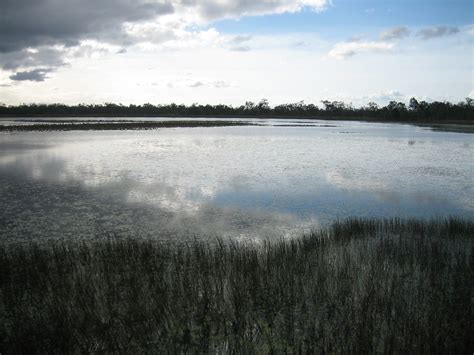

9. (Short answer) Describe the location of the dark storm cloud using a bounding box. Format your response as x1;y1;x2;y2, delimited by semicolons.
1;47;66;71
0;0;174;53
9;68;54;82
417;26;460;40
0;0;174;81
0;0;327;54
0;0;328;82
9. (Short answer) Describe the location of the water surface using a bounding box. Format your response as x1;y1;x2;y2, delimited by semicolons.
1;119;472;242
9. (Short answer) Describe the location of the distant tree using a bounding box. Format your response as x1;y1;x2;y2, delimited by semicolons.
257;99;270;111
0;98;472;121
244;101;255;111
321;100;333;111
409;97;419;111
321;100;345;112
387;101;407;119
367;102;379;111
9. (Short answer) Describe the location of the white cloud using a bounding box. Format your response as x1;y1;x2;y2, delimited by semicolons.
328;40;394;59
182;0;330;22
0;0;329;53
2;39;471;107
161;77;232;89
465;25;474;36
188;79;231;89
366;90;406;104
230;45;251;52
230;35;252;44
213;80;231;88
417;26;460;40
380;26;410;41
189;81;204;88
1;1;471;106
1;0;330;81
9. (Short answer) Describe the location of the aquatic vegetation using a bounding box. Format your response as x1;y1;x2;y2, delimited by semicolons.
0;218;472;353
0;120;253;132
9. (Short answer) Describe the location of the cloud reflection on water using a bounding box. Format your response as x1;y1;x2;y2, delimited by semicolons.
0;153;308;243
0;122;472;242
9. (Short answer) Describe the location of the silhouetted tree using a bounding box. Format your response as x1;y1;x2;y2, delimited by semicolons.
409;97;419;112
0;98;472;121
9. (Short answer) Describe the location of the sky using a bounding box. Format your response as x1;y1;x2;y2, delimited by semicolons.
0;0;473;107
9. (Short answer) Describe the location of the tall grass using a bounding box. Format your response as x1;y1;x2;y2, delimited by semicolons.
1;218;473;353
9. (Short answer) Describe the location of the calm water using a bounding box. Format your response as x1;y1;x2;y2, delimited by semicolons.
1;118;473;242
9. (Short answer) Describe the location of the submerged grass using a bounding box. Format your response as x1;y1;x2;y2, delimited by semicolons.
1;218;473;353
0;120;252;132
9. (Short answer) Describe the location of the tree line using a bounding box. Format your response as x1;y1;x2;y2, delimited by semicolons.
0;98;472;121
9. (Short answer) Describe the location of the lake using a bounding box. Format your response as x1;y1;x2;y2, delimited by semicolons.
1;118;472;242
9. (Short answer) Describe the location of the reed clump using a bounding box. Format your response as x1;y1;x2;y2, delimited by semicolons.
1;218;472;353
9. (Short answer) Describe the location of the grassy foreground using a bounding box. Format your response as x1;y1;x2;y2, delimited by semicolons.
1;218;473;353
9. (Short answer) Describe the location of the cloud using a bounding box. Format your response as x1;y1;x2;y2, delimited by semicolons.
368;90;406;103
230;45;251;52
0;0;330;82
328;40;394;59
293;40;307;47
226;34;252;51
417;26;460;40
0;47;67;71
318;91;408;107
213;80;230;88
0;1;171;80
189;81;204;88
230;35;252;44
186;0;329;22
0;0;328;53
9;68;54;82
187;80;230;88
380;26;410;41
0;0;174;53
467;25;474;36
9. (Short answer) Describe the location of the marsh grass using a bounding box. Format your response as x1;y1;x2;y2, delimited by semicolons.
0;120;252;132
1;218;473;353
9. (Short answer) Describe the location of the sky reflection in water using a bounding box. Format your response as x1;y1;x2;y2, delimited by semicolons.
0;120;473;242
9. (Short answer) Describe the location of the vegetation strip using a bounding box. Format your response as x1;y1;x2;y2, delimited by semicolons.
0;97;473;122
0;120;253;132
1;218;472;353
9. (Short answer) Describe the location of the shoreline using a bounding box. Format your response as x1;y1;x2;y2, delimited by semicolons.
1;113;473;126
1;117;473;133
